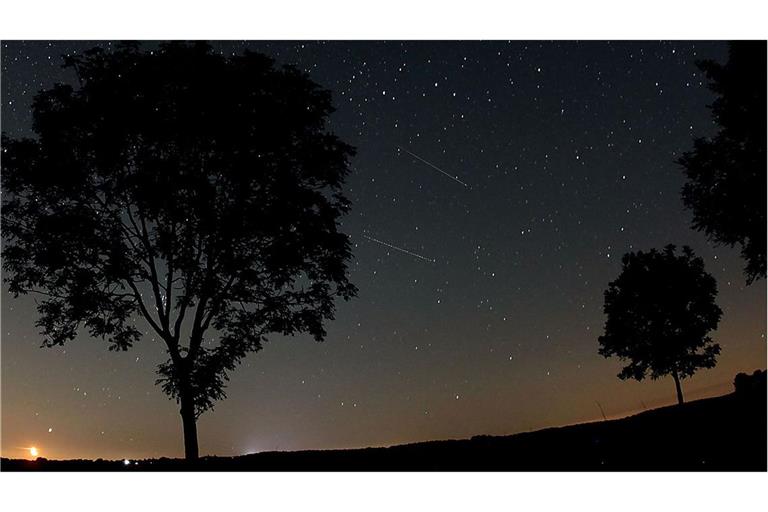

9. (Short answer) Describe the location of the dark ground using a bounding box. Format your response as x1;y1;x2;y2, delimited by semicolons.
3;372;765;471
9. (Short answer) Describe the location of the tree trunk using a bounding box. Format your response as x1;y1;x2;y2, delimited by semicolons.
672;372;684;405
180;394;199;460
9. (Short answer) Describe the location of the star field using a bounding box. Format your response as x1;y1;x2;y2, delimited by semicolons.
1;41;765;460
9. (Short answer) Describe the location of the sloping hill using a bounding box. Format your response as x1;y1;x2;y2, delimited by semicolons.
4;374;765;471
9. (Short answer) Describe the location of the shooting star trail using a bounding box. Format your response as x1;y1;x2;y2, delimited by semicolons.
362;234;436;263
399;147;470;188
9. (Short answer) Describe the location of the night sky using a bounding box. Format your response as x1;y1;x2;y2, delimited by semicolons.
1;41;765;460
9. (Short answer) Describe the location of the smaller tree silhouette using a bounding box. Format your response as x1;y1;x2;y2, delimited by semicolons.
598;245;722;405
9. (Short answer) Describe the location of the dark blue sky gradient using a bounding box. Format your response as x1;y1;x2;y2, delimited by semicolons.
2;41;765;459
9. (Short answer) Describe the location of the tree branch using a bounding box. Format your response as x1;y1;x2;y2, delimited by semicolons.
124;279;165;339
133;208;169;334
164;222;176;326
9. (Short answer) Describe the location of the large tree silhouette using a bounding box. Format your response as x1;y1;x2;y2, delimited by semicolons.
1;42;357;459
598;245;722;405
678;41;767;284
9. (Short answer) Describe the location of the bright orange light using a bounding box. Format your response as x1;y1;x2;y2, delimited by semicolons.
29;447;39;457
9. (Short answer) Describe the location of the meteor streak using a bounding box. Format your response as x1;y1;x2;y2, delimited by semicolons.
362;234;435;263
399;147;470;188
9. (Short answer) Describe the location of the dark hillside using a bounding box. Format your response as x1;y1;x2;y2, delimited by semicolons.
4;370;765;471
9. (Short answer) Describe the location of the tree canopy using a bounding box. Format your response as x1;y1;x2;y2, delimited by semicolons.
678;41;767;284
598;245;722;404
1;42;357;458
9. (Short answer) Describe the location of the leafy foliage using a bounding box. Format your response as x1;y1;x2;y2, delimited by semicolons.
2;42;357;419
678;41;767;283
598;245;722;384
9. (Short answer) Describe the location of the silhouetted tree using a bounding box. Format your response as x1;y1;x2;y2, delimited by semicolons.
598;245;722;405
1;42;357;460
678;41;767;284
